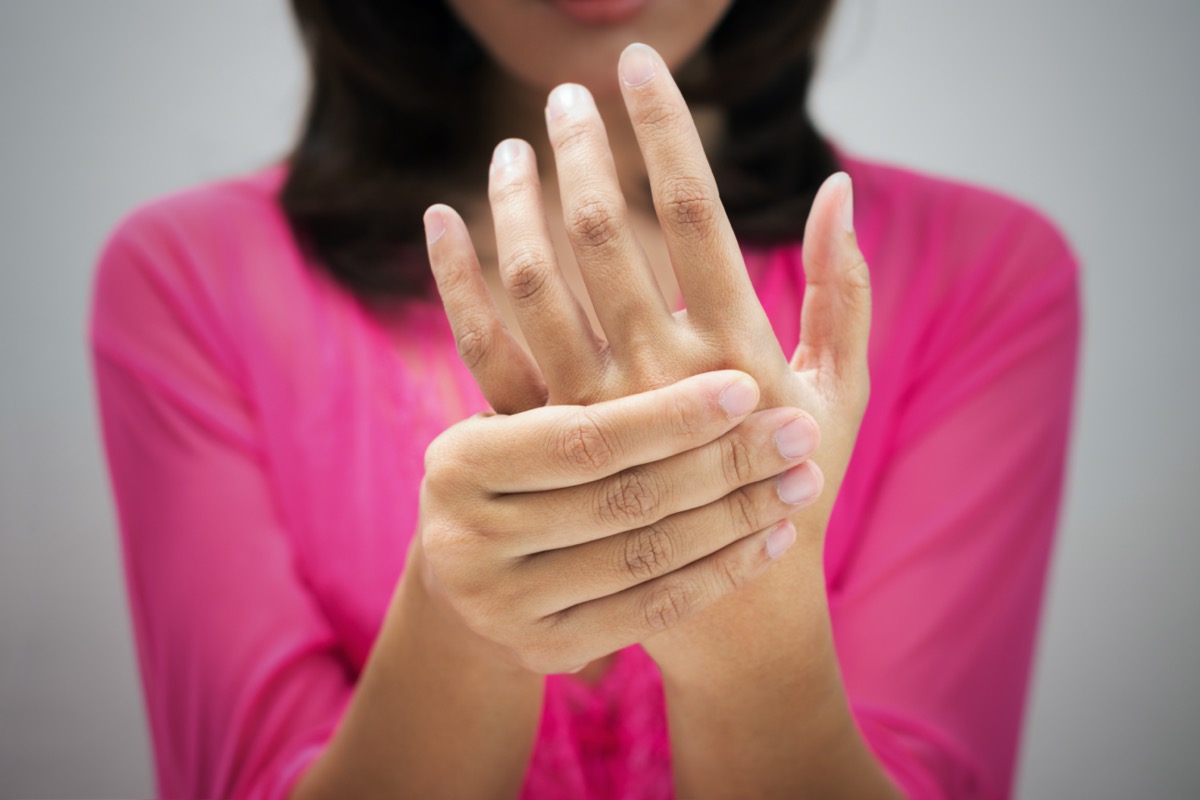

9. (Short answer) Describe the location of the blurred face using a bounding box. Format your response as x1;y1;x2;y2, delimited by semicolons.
444;0;736;100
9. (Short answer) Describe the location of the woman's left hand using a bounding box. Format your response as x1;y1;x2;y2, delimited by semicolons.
423;42;872;677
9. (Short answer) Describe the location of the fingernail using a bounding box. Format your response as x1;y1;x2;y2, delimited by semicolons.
778;465;819;505
774;417;817;459
424;208;445;245
620;43;657;87
765;520;797;560
838;172;855;233
718;378;758;417
492;139;524;172
547;83;588;121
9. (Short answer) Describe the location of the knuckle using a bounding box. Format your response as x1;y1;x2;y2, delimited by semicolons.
595;467;662;527
424;416;497;489
633;98;685;132
841;253;872;292
488;172;529;205
714;550;751;594
502;248;553;304
720;435;755;486
640;582;693;633
436;251;474;292
551;118;594;153
567;198;624;251
417;517;452;566
727;485;760;533
663;391;703;439
627;357;676;394
660;177;719;237
453;317;495;370
557;409;618;473
620;524;675;581
422;429;458;486
420;521;481;596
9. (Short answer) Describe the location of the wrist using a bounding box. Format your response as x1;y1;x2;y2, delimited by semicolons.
295;535;544;798
648;531;828;680
395;535;538;685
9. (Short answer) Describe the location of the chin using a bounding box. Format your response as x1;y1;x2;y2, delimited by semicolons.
445;0;735;99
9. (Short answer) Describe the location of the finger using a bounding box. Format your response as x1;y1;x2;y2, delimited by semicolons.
440;369;761;494
488;138;604;396
521;457;822;606
790;172;872;387
425;204;549;414
541;518;798;663
617;43;765;329
544;83;673;355
494;407;819;552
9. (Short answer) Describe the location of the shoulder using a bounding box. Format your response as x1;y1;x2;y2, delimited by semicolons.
91;160;291;302
88;162;322;418
88;162;310;364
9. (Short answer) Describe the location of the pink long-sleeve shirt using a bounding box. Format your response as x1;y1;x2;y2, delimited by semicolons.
88;146;1080;800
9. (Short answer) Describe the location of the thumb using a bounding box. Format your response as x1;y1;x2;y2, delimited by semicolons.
790;172;872;388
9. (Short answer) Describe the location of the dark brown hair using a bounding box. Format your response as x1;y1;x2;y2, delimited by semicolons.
281;0;839;299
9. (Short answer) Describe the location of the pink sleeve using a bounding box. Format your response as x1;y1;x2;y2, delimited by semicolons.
88;207;351;799
831;208;1081;798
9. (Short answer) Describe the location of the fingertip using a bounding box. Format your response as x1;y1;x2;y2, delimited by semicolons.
424;205;447;246
422;206;441;244
803;171;867;275
777;459;824;506
807;458;826;496
717;371;759;418
809;171;854;235
774;411;821;460
821;170;849;193
619;42;658;88
835;172;855;234
546;82;593;121
802;410;822;453
492;138;528;165
765;519;797;560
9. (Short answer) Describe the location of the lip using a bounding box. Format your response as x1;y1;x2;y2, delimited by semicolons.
546;0;652;25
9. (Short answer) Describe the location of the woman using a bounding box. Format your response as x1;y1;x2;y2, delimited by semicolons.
88;0;1080;797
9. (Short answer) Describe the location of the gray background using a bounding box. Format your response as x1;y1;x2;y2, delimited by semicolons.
1;1;1196;797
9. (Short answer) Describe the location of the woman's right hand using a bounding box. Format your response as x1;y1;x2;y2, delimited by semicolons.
414;369;822;675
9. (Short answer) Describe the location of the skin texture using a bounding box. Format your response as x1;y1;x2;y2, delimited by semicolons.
294;371;819;799
417;371;820;675
295;4;904;797
452;0;731;334
420;42;902;797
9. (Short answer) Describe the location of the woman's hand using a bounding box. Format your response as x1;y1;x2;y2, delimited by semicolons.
425;41;868;505
414;370;823;675
423;44;872;674
414;42;900;797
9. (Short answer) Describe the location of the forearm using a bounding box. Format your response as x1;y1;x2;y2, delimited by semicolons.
291;549;543;800
658;538;902;799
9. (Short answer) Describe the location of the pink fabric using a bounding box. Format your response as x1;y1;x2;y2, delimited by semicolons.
88;145;1080;800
